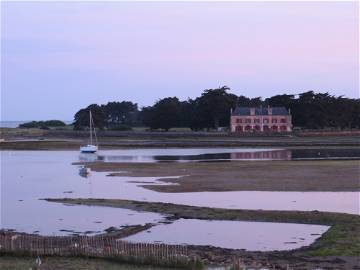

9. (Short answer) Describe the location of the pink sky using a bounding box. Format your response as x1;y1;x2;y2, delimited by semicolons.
1;1;359;120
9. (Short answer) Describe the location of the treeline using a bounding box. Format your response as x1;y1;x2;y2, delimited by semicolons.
19;120;66;129
73;87;360;131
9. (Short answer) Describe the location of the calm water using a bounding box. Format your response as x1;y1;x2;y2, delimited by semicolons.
0;121;30;128
125;219;329;251
85;148;360;162
1;150;358;250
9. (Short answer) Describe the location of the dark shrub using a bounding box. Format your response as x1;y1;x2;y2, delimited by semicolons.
109;125;133;131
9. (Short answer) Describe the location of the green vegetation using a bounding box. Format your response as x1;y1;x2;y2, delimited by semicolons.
18;120;66;129
303;223;360;256
44;198;360;258
73;88;360;131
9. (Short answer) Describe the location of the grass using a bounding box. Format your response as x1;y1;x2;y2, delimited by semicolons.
303;223;360;257
0;255;180;270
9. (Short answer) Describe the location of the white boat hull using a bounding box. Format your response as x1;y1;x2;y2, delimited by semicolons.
80;145;98;153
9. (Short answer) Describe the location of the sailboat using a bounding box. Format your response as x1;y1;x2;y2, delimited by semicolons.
80;111;98;153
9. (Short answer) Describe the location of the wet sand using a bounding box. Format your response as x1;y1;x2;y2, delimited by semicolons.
80;160;360;192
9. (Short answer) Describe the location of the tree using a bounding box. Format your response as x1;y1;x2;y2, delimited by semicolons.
19;120;66;128
196;86;237;129
102;101;138;127
73;89;360;131
73;104;105;130
265;94;295;108
149;97;181;131
179;99;196;128
139;106;155;129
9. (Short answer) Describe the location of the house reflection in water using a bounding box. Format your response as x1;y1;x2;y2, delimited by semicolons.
230;150;292;160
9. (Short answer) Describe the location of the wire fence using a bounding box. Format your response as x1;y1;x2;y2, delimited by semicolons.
0;233;190;267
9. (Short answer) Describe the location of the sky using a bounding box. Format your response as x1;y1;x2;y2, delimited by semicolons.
1;1;359;121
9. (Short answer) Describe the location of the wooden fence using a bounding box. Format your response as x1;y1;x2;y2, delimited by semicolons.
0;233;190;266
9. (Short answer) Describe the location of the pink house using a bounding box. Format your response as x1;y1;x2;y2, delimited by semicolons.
231;106;292;133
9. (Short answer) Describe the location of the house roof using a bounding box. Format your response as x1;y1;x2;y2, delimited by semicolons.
232;106;289;116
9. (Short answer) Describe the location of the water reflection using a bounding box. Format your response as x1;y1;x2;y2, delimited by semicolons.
79;153;99;163
77;148;360;163
79;166;91;178
230;150;291;160
125;219;329;251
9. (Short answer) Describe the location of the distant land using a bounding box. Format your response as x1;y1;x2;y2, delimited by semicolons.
0;121;73;128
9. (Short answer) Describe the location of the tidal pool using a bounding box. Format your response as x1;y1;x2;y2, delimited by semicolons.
3;201;164;236
125;219;329;251
1;150;358;238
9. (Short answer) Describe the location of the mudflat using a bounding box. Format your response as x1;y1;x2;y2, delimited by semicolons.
80;160;360;192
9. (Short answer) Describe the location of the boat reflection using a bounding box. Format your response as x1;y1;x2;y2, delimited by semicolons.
78;153;99;162
79;166;91;178
98;155;151;163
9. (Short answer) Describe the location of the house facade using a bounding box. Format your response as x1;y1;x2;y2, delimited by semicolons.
231;106;292;133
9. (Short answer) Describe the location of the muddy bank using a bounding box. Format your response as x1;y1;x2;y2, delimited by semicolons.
78;160;360;192
44;198;360;269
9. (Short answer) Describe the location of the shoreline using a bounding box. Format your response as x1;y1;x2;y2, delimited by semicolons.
1;128;360;150
1;139;360;150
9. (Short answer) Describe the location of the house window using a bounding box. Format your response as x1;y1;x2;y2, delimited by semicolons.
254;118;260;123
236;119;242;123
263;118;269;124
272;119;277;123
280;118;287;123
245;119;251;124
235;126;243;132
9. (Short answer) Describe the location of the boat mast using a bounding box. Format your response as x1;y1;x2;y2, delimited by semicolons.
89;110;93;145
93;117;98;147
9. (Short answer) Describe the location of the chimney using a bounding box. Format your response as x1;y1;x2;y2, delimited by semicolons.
268;105;272;115
250;108;255;116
